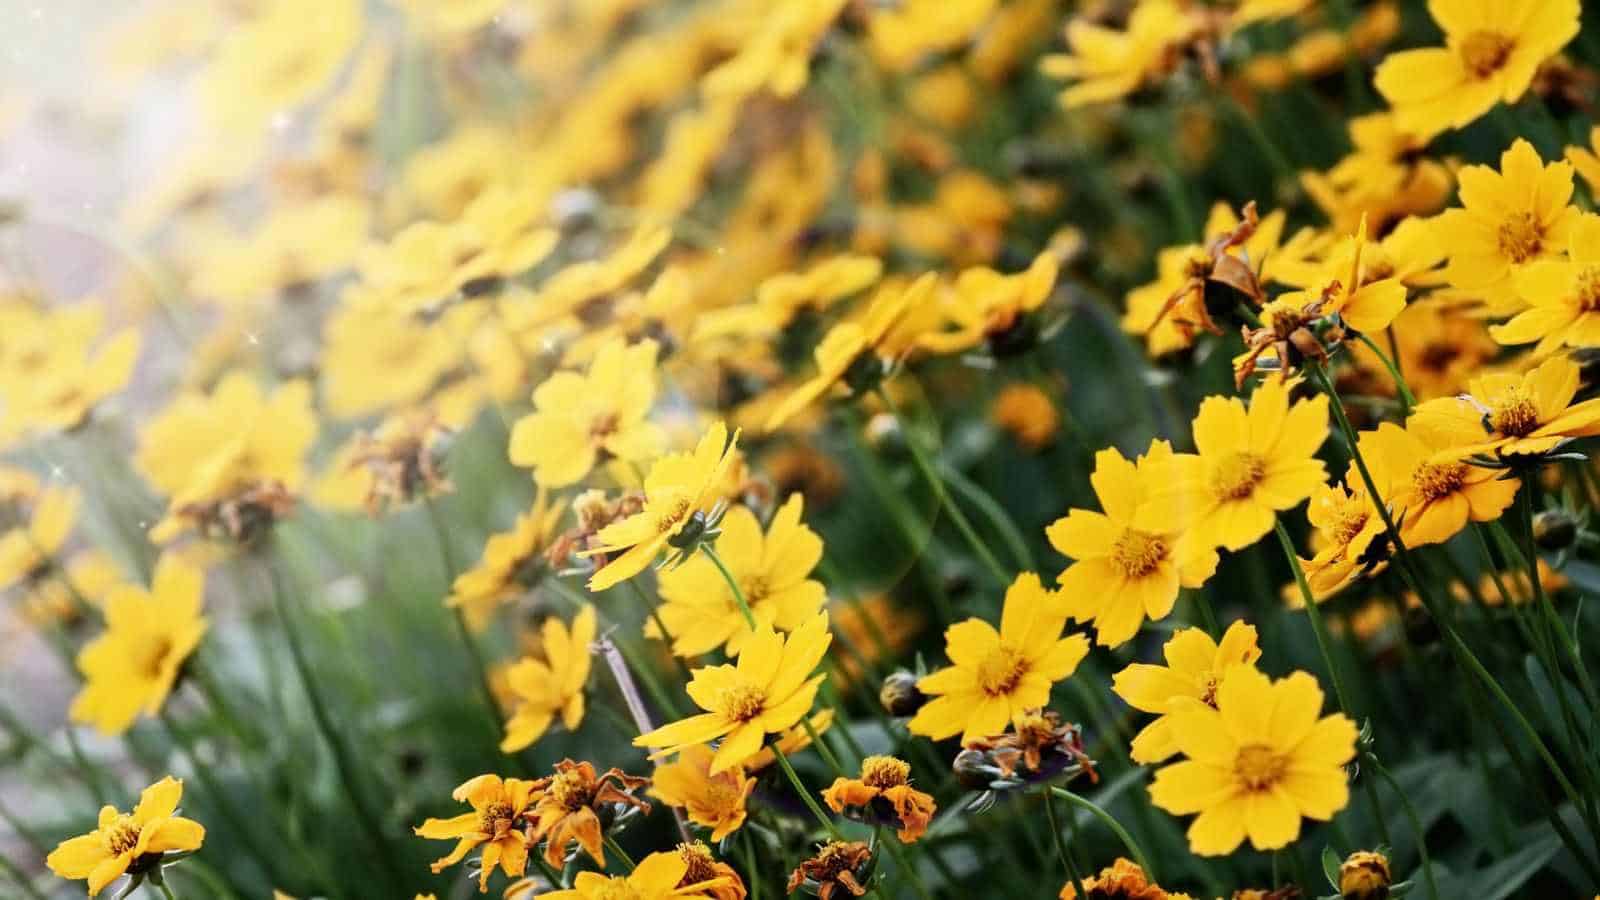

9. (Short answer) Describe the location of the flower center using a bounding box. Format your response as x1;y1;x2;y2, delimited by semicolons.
718;683;767;723
860;756;911;789
677;842;719;885
1576;266;1600;312
588;412;620;443
1233;743;1288;791
1199;677;1220;707
1329;501;1371;547
1210;451;1266;501
1496;212;1544;264
741;574;771;605
655;497;691;535
102;815;142;857
549;770;596;811
478;800;516;836
1489;390;1541;437
1110;529;1169;577
974;648;1028;696
1459;30;1514;78
131;634;175;680
1412;461;1467;502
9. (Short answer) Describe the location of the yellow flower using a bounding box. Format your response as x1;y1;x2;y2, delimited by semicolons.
501;606;597;753
1265;216;1418;336
1354;421;1517;547
695;255;883;343
916;250;1059;356
189;194;370;308
1302;112;1454;236
649;744;756;842
1433;139;1583;313
545;849;731;900
1112;621;1263;764
1409;354;1600;459
0;485;79;591
1160;378;1329;552
199;0;362;134
701;0;849;100
414;773;537;893
1374;0;1579;137
635;612;832;773
1050;441;1219;648
764;274;933;432
508;338;666;488
69;554;208;736
508;226;672;333
0;305;140;441
651;493;825;657
909;573;1089;743
1339;850;1393;900
1058;857;1191;900
1492;213;1600;353
582;421;741;592
991;382;1059;451
389;0;507;34
1567;126;1600;195
1041;0;1199;108
447;491;566;631
1297;471;1391;599
1148;666;1356;855
822;755;937;843
46;776;205;897
319;303;476;419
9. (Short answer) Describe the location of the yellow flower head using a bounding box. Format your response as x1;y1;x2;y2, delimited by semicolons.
649;744;756;842
46;776;205;897
1409;354;1600;460
70;554;208;736
991;382;1060;451
822;755;937;843
635;611;832;773
1266;216;1411;336
501;605;597;753
651;493;825;657
1058;856;1190;900
545;848;732;900
583;421;741;591
447;490;566;631
509;338;666;488
1050;440;1219;648
909;572;1089;743
1296;469;1392;600
1492;213;1600;354
1113;621;1263;764
0;305;140;441
526;760;650;872
700;0;848;101
1041;0;1200;108
695;255;883;343
1148;666;1356;855
0;485;79;591
1374;0;1579;137
414;773;538;893
1339;850;1393;900
917;249;1060;356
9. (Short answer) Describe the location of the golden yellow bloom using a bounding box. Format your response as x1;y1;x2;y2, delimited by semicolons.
695;255;883;343
508;338;666;488
447;491;566;631
319;303;476;419
1113;621;1263;764
510;226;672;333
0;485;78;591
46;776;205;897
635;612;831;773
1492;213;1600;353
701;0;848;100
545;848;731;900
1339;850;1392;900
1355;421;1517;547
1058;857;1190;900
0;305;140;442
1050;441;1219;648
199;0;361;134
991;383;1059;451
668;841;747;900
649;744;755;842
582;421;741;591
1149;666;1356;855
1296;469;1391;600
19;549;124;627
501;606;596;753
1302;112;1453;235
822;755;937;843
1434;139;1583;313
917;250;1059;356
414;773;537;893
1409;354;1600;459
1159;378;1329;552
189;194;369;308
1374;0;1579;137
70;554;208;736
1567;126;1600;194
526;760;649;871
1266;215;1421;336
909;573;1089;743
1042;1;1199;108
651;493;825;657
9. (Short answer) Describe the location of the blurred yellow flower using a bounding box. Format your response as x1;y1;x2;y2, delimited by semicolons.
501;605;596;753
649;744;755;842
447;491;566;631
1042;0;1198;108
0;485;79;591
544;849;731;900
508;338;665;488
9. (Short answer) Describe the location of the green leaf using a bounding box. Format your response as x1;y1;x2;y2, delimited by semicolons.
1321;844;1342;889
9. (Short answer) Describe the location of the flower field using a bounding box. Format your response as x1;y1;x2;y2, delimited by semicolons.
5;1;1600;898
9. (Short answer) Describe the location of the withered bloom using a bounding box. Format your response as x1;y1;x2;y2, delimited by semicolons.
958;709;1097;809
787;841;875;899
1149;202;1268;339
676;841;748;900
525;759;650;870
821;756;936;843
347;412;453;514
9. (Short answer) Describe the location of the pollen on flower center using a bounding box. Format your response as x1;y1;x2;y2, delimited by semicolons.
719;683;767;722
1412;460;1467;501
1110;529;1169;577
102;815;142;856
1199;677;1220;707
974;647;1028;696
588;412;620;442
132;634;175;680
1496;212;1544;263
1329;503;1371;546
1459;29;1514;78
1233;743;1288;791
656;497;691;534
478;800;516;835
1209;451;1267;501
549;770;596;811
1575;266;1600;312
678;842;719;885
860;755;911;789
1490;391;1541;437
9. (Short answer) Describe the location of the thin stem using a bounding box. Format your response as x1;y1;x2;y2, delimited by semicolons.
770;744;843;840
603;835;637;872
880;835;935;900
1355;332;1415;417
594;636;693;843
1045;789;1087;900
1367;756;1440;900
154;879;178;900
1274;522;1354;716
422;497;506;735
702;544;757;628
157;712;283;886
1049;788;1155;880
801;716;846;777
939;462;1035;571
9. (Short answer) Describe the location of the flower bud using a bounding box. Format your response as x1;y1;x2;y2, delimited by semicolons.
1532;509;1579;551
1338;849;1392;899
878;670;926;717
862;411;906;457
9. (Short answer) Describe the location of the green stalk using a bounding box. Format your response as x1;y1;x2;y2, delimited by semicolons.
880;833;936;900
1049;787;1155;880
421;497;507;736
603;835;636;872
154;878;179;899
1366;756;1440;900
156;712;284;886
702;544;757;628
770;744;843;840
939;462;1035;571
1045;789;1087;900
1274;522;1355;716
1354;332;1415;417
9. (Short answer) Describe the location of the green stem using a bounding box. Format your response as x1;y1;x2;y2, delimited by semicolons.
1366;756;1440;900
702;544;757;629
770;745;843;840
1355;332;1415;417
603;835;637;872
1049;787;1155;880
154;879;178;900
939;462;1035;571
1274;522;1355;717
156;712;283;886
801;715;847;777
1045;789;1087;900
880;834;936;900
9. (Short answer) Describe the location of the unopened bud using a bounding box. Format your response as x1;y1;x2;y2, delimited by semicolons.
879;670;926;717
1338;850;1392;900
1533;509;1579;551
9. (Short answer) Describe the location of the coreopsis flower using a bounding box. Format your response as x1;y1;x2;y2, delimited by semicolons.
0;485;78;592
526;760;650;870
189;194;369;308
1568;126;1600;194
509;227;673;332
1302;112;1453;235
447;491;567;631
46;777;205;897
1112;621;1263;764
18;549;123;627
1148;666;1356;855
508;338;666;489
342;411;454;515
696;255;883;344
635;612;831;773
648;744;755;841
69;554;208;736
414;774;538;893
822;755;936;842
916;250;1059;356
1434;139;1583;313
763;275;933;432
1041;1;1200;108
991;383;1059;450
582;421;741;591
1491;213;1600;353
1374;0;1580;137
1339;850;1393;900
1049;441;1219;648
1058;857;1190;900
500;606;596;753
650;493;825;657
670;842;747;900
787;841;875;900
319;303;476;419
1157;377;1329;552
1354;422;1518;547
701;0;848;100
546;849;732;900
198;0;361;134
1296;470;1392;599
909;573;1089;743
1409;355;1600;460
0;305;140;440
